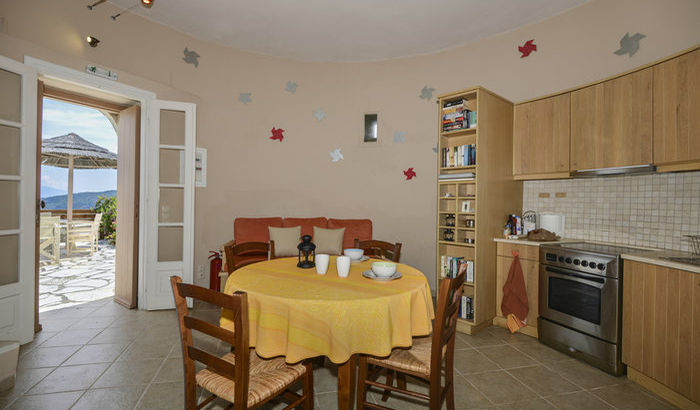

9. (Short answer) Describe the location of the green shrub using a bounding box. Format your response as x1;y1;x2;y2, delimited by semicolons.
94;195;116;244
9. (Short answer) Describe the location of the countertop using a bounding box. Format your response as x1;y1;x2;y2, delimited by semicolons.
492;237;700;274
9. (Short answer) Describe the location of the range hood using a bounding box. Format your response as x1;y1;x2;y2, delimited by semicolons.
572;164;657;178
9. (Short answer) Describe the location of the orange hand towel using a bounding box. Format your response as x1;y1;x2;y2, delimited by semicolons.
501;251;529;333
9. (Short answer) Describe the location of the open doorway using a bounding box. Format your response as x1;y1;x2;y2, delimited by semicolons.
35;80;141;325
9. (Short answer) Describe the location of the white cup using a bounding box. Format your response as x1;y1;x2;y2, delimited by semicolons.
336;256;351;278
315;254;330;275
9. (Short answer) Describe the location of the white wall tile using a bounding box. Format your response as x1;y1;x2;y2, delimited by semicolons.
522;171;700;252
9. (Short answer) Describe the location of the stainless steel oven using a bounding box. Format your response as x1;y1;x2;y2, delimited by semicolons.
538;242;636;376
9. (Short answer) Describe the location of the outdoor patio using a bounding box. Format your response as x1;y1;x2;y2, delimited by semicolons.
39;240;115;312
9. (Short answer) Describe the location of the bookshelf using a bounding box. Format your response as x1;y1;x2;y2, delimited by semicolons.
436;87;522;335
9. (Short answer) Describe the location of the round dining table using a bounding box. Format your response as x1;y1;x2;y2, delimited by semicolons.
220;256;434;410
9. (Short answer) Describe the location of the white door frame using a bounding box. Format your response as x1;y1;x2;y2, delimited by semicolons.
0;54;37;344
24;56;158;309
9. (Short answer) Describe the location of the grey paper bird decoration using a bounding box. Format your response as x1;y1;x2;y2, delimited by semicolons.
183;48;200;67
613;32;645;57
419;86;435;101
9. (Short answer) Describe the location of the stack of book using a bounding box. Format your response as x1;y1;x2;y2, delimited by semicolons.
439;257;474;282
441;144;476;168
442;99;477;132
459;296;474;320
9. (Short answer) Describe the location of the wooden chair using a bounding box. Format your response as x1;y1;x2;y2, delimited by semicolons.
39;215;61;264
354;239;402;263
223;241;273;274
66;213;101;256
170;276;314;410
356;262;466;410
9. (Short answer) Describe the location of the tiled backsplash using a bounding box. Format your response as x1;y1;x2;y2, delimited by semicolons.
523;171;700;252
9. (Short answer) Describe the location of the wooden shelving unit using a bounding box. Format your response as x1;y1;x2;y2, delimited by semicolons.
436;87;522;335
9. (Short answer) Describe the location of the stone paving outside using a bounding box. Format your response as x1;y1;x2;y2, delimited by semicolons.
39;240;115;312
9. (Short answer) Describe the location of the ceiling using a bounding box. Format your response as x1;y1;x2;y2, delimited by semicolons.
108;0;589;62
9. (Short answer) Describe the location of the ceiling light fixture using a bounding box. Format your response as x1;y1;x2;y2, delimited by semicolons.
86;36;100;47
110;3;139;20
86;0;106;10
141;0;154;8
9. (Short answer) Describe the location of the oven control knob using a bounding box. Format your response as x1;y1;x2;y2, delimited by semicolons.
597;263;605;270
573;259;580;265
565;258;572;264
581;260;589;267
558;256;564;262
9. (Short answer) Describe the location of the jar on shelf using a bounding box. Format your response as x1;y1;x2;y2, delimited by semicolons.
445;214;456;227
443;229;454;242
465;219;475;228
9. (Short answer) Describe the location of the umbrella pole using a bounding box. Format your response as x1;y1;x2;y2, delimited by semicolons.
67;156;74;222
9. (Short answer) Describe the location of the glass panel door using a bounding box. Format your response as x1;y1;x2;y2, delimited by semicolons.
0;57;37;344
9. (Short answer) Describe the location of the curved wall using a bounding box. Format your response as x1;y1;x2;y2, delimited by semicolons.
1;0;698;289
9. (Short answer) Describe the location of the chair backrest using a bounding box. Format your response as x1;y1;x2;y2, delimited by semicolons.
224;241;271;274
429;262;466;383
353;239;402;262
39;216;60;239
170;276;250;409
93;213;102;224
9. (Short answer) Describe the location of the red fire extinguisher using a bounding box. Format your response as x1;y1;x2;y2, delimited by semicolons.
209;251;223;291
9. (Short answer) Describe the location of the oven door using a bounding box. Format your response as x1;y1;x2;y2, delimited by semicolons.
539;264;619;343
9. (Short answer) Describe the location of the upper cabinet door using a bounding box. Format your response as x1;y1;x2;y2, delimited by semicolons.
570;68;653;171
513;93;570;179
653;49;700;171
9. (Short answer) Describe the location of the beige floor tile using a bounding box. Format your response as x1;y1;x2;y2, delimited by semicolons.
546;359;627;390
35;318;79;333
477;345;537;369
63;343;130;366
93;358;164;388
153;357;184;383
27;363;109;394
507;365;580;396
5;390;84;410
467;370;538;405
510;341;571;364
18;331;58;356
458;330;507;348
18;345;81;369
315;391;340;410
40;328;102;347
71;385;147;410
0;367;54;403
495;397;556;409
590;383;676;410
117;340;173;361
68;316;117;330
487;326;537;344
87;327;139;344
136;381;184;409
454;349;501;375
544;391;615;410
313;362;339;393
454;375;493;409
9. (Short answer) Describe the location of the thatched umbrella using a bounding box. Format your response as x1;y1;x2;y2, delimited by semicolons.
41;133;117;221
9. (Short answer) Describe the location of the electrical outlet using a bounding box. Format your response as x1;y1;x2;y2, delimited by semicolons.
197;265;205;280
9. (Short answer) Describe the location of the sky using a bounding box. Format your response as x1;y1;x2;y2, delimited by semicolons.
41;98;118;198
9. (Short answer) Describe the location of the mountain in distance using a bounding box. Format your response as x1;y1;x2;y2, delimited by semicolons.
42;190;116;210
40;186;65;198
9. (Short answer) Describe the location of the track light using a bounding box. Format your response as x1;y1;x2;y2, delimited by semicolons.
86;36;100;47
86;0;106;10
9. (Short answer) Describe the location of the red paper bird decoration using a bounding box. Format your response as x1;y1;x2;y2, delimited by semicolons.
269;127;285;142
518;39;537;58
403;167;417;180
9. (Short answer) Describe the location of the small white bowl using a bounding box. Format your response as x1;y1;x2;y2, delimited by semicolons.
371;261;397;277
343;248;364;260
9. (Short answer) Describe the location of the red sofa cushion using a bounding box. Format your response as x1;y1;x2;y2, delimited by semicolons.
234;217;283;244
283;217;328;237
328;218;373;249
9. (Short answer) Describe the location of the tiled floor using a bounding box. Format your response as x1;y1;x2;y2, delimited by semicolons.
1;297;678;409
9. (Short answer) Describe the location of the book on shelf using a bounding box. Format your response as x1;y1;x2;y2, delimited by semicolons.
442;99;477;132
458;295;474;321
440;257;474;282
441;144;476;168
438;172;475;180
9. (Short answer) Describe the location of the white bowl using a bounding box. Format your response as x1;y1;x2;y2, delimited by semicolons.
343;248;364;260
371;261;397;277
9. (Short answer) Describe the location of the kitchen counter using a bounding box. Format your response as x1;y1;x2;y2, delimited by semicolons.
622;249;700;274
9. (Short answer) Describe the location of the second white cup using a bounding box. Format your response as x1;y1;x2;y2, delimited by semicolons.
315;254;330;275
336;255;351;278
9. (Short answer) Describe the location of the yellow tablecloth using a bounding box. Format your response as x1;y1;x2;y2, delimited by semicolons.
221;257;434;364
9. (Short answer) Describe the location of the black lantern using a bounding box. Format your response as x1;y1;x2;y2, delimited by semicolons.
443;229;454;242
445;213;456;227
297;235;316;268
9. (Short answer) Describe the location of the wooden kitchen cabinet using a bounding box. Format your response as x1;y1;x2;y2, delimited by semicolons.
622;261;700;407
494;242;540;337
513;93;571;180
570;68;653;171
653;48;700;172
